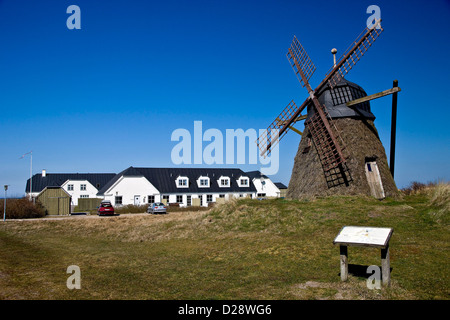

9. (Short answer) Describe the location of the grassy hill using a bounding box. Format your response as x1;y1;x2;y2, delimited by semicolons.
0;183;448;300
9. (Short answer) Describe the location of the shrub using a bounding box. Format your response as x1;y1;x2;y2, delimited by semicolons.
401;181;440;195
0;198;46;219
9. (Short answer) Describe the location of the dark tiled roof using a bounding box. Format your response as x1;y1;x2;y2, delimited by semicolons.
97;167;256;195
25;173;116;193
274;182;287;189
245;170;269;179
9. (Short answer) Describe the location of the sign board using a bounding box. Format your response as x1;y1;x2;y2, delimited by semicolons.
333;226;393;248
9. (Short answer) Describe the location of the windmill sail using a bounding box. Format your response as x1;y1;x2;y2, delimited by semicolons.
257;20;383;160
286;36;316;88
323;19;383;89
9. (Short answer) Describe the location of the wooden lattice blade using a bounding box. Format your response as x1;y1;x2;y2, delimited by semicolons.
317;19;383;91
286;36;316;88
306;95;347;171
257;99;309;157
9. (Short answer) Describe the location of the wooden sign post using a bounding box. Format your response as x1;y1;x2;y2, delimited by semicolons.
333;226;393;286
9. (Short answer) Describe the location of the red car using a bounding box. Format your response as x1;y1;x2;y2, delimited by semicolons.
97;201;115;216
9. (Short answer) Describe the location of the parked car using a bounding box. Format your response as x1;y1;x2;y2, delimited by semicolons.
147;202;167;214
97;201;115;216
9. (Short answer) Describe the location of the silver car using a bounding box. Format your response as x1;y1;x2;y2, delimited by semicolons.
147;202;167;214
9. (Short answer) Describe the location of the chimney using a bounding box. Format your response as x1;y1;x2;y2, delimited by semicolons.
42;169;46;177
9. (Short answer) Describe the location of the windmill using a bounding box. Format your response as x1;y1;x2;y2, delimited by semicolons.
257;19;399;199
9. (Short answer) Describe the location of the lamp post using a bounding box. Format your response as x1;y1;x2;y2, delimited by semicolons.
3;185;8;221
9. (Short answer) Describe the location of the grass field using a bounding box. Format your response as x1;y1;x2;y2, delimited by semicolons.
0;183;448;300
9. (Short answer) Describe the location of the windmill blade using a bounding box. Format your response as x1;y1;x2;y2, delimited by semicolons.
306;103;347;172
257;99;309;157
320;19;383;90
286;36;316;88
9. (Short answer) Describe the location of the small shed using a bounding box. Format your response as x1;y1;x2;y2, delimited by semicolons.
36;186;71;215
274;182;288;198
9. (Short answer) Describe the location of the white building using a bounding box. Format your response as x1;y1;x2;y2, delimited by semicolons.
96;167;257;207
26;167;286;207
25;170;115;205
246;170;284;198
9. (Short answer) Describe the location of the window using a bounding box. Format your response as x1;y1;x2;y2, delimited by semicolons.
257;193;266;197
115;196;122;205
80;184;86;191
219;194;225;198
176;176;189;188
206;194;213;202
176;195;183;203
197;176;210;188
67;184;74;191
80;195;89;198
218;176;230;188
330;85;370;111
162;195;169;201
239;178;249;187
148;195;155;204
178;179;187;186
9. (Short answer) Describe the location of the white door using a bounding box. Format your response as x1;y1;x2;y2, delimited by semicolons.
365;161;385;199
134;196;140;205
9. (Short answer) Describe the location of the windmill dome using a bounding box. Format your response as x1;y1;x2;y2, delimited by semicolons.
306;78;375;122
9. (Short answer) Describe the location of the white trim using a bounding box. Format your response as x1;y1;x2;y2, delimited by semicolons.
217;176;231;188
197;176;210;188
176;176;189;188
237;176;250;187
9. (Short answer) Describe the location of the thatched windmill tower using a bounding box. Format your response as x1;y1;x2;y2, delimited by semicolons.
256;20;398;199
287;78;397;199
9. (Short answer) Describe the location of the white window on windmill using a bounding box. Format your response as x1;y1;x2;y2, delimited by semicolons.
364;157;385;199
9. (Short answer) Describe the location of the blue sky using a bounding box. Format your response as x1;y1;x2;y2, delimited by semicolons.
0;0;449;197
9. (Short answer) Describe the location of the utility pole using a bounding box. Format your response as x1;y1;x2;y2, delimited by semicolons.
390;80;398;179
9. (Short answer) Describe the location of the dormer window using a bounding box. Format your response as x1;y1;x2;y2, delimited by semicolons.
237;176;249;187
218;176;230;187
176;176;189;188
197;176;210;188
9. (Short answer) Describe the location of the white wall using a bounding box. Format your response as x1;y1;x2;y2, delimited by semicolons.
252;177;280;198
98;175;257;208
101;176;160;206
61;180;99;205
163;192;255;207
